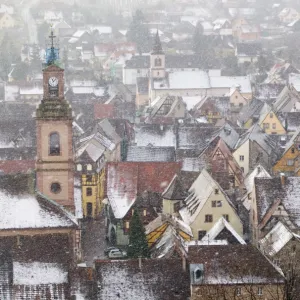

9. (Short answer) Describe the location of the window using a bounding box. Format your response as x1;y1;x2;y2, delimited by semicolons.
86;164;92;171
86;187;92;196
257;287;263;296
198;230;207;240
215;189;219;194
174;202;181;213
223;214;229;222
143;209;147;216
76;164;82;171
205;214;213;223
272;123;276;129
195;269;202;280
86;175;93;182
287;159;294;166
49;132;60;155
270;112;273;118
263;123;269;129
239;155;244;161
273;259;280;266
236;287;241;296
50;182;61;194
154;57;162;67
212;200;222;207
292;148;295;154
292;245;296;253
241;167;244;173
125;221;130;229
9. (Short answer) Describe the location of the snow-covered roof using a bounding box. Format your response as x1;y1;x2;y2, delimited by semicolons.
68;30;87;43
182;96;202;111
106;163;137;219
289;73;300;92
13;262;68;285
210;76;252;94
134;124;176;147
19;87;43;95
202;217;246;244
154;71;210;90
259;221;297;256
0;191;77;230
179;169;219;225
244;164;271;193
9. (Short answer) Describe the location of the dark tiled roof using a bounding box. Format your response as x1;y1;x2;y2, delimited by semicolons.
126;146;175;162
162;174;188;200
0;147;36;160
188;245;285;284
285;112;300;132
236;42;262;56
95;258;189;300
0;160;35;175
177;125;218;150
255;177;300;227
151;31;164;54
125;54;214;69
237;98;264;125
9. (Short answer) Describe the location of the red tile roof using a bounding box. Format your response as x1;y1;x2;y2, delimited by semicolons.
107;161;181;194
94;104;115;120
0;160;35;174
106;162;181;218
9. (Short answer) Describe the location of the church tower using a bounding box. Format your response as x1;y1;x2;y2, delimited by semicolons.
35;30;74;212
150;31;165;79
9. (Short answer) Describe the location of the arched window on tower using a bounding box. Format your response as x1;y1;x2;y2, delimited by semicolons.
49;132;60;155
154;57;162;67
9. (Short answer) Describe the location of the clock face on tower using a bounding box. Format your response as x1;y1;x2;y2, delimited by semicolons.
49;76;58;87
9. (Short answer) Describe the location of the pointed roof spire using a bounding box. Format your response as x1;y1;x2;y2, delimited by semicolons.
152;30;164;55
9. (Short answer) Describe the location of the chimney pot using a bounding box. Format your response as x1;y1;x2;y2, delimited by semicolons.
182;255;187;272
280;173;286;186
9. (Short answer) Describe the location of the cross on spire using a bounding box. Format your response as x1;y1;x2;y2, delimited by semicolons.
49;29;56;49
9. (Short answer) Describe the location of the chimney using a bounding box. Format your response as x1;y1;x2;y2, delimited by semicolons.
138;256;142;269
280;173;286;186
257;165;261;174
182;255;187;272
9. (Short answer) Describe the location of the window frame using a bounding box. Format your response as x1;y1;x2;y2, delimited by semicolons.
49;132;60;156
257;287;263;296
86;187;93;196
239;155;244;161
205;214;213;223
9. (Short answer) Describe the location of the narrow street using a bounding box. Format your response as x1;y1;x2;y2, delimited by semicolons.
81;214;108;267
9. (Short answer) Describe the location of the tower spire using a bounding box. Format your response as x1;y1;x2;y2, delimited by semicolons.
46;27;59;66
152;30;163;55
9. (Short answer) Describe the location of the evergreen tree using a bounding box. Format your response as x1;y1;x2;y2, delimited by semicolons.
192;22;204;54
13;61;29;81
103;83;110;99
30;44;41;73
127;209;150;258
0;34;19;79
127;10;151;54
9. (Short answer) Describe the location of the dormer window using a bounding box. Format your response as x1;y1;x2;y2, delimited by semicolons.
195;269;202;280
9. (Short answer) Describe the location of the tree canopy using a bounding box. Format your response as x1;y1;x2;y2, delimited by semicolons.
127;10;151;54
127;209;150;258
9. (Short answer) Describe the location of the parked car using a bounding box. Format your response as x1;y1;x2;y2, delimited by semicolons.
107;248;127;259
104;246;120;255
